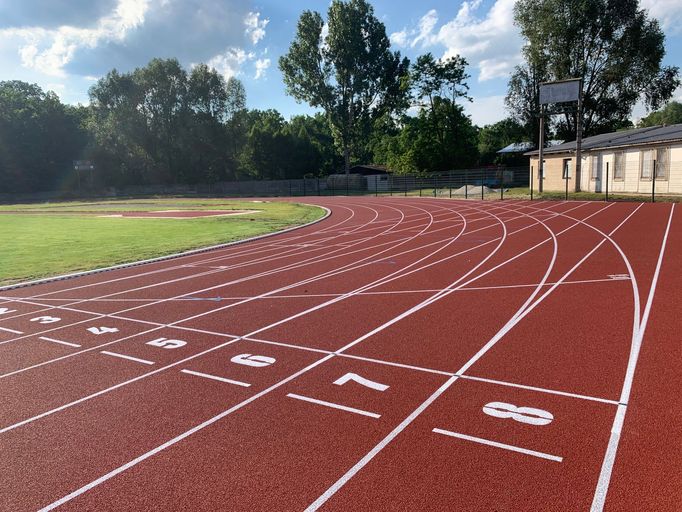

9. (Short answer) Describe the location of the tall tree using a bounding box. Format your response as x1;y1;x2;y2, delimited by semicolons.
638;101;682;127
478;118;529;165
507;0;680;141
409;53;477;169
279;0;409;172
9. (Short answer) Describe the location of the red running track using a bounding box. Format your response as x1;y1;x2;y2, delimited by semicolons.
0;197;679;511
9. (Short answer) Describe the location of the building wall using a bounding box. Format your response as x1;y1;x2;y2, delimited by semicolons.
530;142;682;195
529;154;580;193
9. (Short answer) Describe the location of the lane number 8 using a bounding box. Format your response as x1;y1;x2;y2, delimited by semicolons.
482;401;554;426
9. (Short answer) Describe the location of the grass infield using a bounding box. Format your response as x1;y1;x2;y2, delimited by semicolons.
0;198;325;286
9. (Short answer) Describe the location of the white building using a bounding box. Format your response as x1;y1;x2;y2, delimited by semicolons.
527;124;682;195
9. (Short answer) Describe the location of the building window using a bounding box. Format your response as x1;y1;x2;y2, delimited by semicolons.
640;149;654;180
656;147;669;180
562;159;571;179
591;155;600;180
614;152;625;181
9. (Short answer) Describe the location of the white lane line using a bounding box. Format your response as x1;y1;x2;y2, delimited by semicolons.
39;337;81;348
180;369;250;387
286;393;381;419
432;428;563;462
100;351;154;365
0;326;23;334
460;375;620;405
591;203;676;512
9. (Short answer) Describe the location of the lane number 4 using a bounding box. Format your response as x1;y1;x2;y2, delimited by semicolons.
87;326;119;335
482;401;554;426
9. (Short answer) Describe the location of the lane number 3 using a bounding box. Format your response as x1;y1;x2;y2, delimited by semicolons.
482;401;554;426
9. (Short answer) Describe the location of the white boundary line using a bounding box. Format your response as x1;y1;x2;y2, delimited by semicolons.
591;203;676;511
39;336;81;348
100;351;154;365
287;393;381;419
180;369;251;387
432;428;563;462
0;326;23;334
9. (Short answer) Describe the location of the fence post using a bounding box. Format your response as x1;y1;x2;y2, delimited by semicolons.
530;166;534;201
433;175;437;197
317;177;320;196
449;170;452;198
303;178;306;196
419;177;422;197
375;175;378;197
390;175;393;196
652;160;656;203
465;169;469;199
500;170;504;200
289;180;292;196
346;174;349;196
481;169;485;201
605;162;609;202
404;176;407;196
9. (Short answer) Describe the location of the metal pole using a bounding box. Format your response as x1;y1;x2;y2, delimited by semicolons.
289;180;292;196
390;175;393;196
303;178;306;196
652;160;656;203
346;174;349;196
500;169;504;200
404;176;407;196
419;178;422;197
530;166;534;200
605;162;609;202
575;80;584;192
449;170;452;198
375;175;378;197
565;167;569;201
465;169;468;199
538;105;545;194
481;169;485;201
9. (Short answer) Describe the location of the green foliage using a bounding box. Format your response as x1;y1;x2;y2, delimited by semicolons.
0;81;89;193
279;0;409;171
478;118;528;165
638;101;682;127
507;0;680;141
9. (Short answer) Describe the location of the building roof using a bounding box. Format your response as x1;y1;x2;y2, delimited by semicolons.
499;140;564;154
525;123;682;156
347;165;391;175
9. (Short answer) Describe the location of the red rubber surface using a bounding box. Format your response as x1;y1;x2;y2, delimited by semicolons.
0;197;679;511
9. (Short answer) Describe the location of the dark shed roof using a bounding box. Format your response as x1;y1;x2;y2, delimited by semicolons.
525;124;682;156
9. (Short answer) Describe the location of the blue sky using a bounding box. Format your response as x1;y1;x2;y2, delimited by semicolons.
1;0;681;126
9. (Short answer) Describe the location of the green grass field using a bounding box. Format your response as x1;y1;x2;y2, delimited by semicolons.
0;199;325;286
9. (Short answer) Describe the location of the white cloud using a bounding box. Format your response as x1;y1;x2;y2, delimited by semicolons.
463;94;507;126
410;9;438;48
640;0;682;34
204;47;252;80
1;0;151;76
398;1;522;83
244;11;269;45
390;29;408;48
254;57;271;80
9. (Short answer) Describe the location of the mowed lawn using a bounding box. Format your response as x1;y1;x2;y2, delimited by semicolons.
0;199;325;285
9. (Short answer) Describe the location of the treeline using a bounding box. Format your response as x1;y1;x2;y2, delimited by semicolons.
2;0;678;195
0;58;525;194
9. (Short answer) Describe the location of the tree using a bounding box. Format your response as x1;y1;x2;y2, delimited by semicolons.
478;118;528;165
0;81;88;193
507;0;680;141
638;101;682;127
279;0;409;172
409;53;477;170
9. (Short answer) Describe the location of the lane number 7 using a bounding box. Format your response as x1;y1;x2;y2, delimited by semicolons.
333;372;389;392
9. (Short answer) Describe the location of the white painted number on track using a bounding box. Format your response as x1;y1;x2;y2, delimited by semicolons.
333;372;389;392
145;337;187;349
87;326;119;335
30;316;61;324
482;402;554;426
230;353;276;368
0;308;17;315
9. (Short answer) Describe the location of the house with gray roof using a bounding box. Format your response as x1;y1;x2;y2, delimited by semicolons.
525;124;682;195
